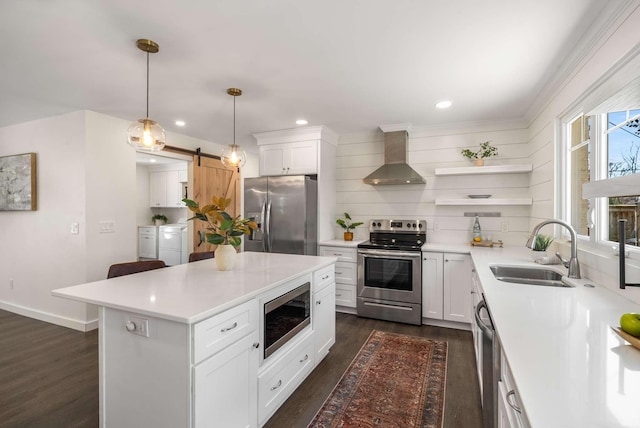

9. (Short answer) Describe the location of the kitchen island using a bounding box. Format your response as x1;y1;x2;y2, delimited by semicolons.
53;252;337;428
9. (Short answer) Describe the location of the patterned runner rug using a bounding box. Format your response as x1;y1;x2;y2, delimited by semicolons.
308;330;447;428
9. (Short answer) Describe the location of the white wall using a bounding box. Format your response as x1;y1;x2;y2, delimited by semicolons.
528;4;640;304
336;125;530;244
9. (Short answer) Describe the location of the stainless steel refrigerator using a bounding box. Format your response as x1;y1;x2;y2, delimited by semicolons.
244;175;317;255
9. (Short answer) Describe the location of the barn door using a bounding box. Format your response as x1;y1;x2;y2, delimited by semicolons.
191;156;240;254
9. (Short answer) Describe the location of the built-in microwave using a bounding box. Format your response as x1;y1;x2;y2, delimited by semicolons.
262;282;311;359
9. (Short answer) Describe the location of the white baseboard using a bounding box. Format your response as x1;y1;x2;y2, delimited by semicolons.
422;317;471;331
0;300;98;332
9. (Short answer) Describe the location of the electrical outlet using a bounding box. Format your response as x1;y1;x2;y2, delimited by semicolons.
9;278;14;290
71;222;79;234
501;221;509;233
99;221;116;234
125;316;150;337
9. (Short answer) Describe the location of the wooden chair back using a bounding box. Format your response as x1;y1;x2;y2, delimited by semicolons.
188;251;215;262
107;260;166;279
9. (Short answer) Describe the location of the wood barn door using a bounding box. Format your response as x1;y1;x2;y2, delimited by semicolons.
191;156;240;254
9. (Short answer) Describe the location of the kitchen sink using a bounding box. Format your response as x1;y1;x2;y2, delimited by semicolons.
489;265;573;287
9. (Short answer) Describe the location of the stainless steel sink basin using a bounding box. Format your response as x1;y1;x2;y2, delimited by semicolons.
490;265;572;287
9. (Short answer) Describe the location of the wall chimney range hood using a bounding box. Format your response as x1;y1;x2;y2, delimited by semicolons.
362;124;426;185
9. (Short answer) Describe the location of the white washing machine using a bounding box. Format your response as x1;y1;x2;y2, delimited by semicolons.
158;219;188;266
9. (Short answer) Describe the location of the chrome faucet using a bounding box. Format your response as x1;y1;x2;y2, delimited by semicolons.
526;219;581;279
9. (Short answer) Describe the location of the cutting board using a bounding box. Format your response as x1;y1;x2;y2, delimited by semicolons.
611;326;640;350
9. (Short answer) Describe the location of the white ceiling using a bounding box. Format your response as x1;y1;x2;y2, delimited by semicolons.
0;0;624;150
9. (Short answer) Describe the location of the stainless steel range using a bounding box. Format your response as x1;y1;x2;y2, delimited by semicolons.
357;219;426;325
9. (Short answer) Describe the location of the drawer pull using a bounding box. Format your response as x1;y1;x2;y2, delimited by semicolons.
299;354;309;363
335;271;343;275
336;294;343;297
316;300;322;305
506;390;522;413
270;379;282;391
321;274;330;280
332;252;342;256
220;322;238;333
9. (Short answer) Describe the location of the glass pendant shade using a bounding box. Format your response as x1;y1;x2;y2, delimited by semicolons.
221;144;247;167
127;118;166;152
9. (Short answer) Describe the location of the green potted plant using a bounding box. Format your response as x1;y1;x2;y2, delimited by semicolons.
336;212;363;241
182;196;257;271
531;233;553;261
152;214;168;226
461;141;498;166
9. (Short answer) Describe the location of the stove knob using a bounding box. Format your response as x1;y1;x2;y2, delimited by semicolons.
412;223;416;228
419;224;423;228
406;223;411;228
377;222;381;227
372;222;376;227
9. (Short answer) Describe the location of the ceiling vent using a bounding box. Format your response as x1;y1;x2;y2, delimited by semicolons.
362;125;425;185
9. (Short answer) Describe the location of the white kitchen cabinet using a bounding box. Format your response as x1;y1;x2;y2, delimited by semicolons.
194;331;259;428
422;251;472;324
319;245;357;308
149;168;187;207
259;141;318;176
313;281;336;362
138;226;158;259
443;253;472;323
498;353;530;428
470;265;483;392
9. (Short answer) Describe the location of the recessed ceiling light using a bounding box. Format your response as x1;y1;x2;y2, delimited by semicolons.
175;120;186;127
435;100;452;109
296;119;308;125
149;159;156;163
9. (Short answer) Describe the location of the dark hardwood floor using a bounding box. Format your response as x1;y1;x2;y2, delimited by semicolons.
265;312;483;428
0;309;481;428
0;309;98;428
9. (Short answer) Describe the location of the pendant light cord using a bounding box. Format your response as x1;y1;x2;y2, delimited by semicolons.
146;51;150;118
233;95;236;147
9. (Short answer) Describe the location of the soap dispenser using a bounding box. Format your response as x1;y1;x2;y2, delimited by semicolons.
472;216;482;242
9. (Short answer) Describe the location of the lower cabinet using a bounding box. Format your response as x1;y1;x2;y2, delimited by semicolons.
194;331;259;428
313;281;336;361
422;251;472;323
319;245;357;308
498;351;530;428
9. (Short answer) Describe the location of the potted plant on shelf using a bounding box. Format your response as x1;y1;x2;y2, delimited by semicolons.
152;214;168;226
461;141;498;166
336;212;363;241
531;233;553;261
182;196;257;271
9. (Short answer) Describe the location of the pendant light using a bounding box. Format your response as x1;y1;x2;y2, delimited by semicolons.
127;39;166;152
220;88;247;168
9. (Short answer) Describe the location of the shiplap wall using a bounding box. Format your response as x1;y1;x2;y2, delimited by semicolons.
335;125;532;245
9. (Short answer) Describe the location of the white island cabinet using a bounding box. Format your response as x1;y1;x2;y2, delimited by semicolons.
52;252;336;428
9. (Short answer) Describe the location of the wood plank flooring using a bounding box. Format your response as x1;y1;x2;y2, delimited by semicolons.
0;309;481;428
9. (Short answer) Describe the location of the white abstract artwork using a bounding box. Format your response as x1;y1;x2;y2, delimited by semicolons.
0;153;37;211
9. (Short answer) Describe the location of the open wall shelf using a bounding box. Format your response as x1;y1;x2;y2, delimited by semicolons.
434;164;533;176
435;198;533;206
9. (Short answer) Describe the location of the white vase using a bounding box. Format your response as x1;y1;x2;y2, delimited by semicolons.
215;244;237;271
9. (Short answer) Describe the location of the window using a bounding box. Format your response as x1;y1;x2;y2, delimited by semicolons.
565;108;640;247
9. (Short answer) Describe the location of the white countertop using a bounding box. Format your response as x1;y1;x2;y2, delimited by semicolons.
52;252;336;324
471;246;640;428
319;239;365;248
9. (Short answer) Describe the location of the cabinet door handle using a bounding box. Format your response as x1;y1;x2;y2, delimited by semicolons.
252;342;260;349
316;300;322;305
299;354;309;363
270;379;282;391
220;322;238;332
506;390;522;413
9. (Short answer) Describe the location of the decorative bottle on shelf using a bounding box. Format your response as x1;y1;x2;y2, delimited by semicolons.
472;216;482;242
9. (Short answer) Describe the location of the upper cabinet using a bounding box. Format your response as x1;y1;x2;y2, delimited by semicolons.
150;167;188;208
259;141;318;176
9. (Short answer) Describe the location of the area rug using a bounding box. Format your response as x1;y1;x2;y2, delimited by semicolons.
308;330;447;428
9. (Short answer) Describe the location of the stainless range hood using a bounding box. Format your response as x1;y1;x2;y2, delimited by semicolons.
362;129;426;185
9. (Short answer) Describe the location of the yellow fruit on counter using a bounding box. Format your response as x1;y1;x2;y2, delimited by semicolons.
473;237;482;242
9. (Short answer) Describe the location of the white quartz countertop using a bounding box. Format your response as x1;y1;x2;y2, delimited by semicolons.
471;246;640;428
52;252;336;324
319;239;365;248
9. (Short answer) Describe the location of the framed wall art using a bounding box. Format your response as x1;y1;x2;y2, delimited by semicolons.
0;153;37;211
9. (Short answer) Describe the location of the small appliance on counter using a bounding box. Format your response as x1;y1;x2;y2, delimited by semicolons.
356;219;426;325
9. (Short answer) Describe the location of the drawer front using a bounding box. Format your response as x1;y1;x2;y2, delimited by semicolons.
314;265;335;292
335;283;356;308
319;246;357;263
258;333;314;424
334;261;356;284
193;299;258;364
139;227;156;236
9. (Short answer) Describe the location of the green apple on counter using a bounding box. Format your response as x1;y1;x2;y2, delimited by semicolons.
620;313;640;337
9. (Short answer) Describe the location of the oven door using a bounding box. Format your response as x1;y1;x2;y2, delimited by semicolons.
357;249;422;304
